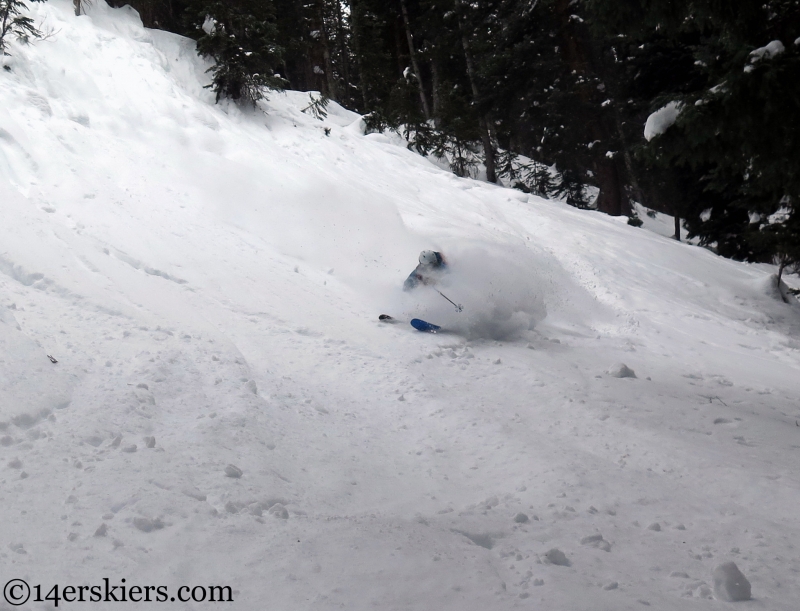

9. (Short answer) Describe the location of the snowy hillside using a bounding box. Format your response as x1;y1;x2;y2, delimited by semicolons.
2;2;800;609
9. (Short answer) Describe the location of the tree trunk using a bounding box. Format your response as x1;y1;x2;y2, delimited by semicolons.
318;2;338;100
400;0;431;121
555;0;629;215
614;111;645;207
322;41;338;100
673;209;681;241
349;6;370;110
431;59;442;120
394;20;406;77
594;158;627;216
308;0;337;98
333;0;351;104
457;7;496;183
777;260;790;303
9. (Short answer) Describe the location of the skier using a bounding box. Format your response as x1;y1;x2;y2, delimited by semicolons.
380;250;457;332
403;250;448;291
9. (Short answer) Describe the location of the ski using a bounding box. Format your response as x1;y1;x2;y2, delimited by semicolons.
410;318;441;332
379;315;442;333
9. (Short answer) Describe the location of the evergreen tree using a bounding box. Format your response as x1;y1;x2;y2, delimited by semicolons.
187;0;285;104
591;0;800;261
454;0;634;212
0;0;46;54
413;0;481;169
756;205;800;296
270;0;312;91
349;0;391;111
349;0;398;112
607;31;705;238
105;0;191;31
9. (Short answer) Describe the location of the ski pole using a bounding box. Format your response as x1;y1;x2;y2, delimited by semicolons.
436;289;463;312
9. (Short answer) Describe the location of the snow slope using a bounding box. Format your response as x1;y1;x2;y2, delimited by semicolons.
2;2;800;609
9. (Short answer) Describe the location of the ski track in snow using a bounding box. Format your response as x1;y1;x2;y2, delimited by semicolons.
1;2;800;609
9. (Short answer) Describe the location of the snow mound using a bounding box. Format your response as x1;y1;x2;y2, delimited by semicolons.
713;561;752;602
580;533;611;551
644;101;681;141
543;548;570;566
607;363;636;378
750;40;785;62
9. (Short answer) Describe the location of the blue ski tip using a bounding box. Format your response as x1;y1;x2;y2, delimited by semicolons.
410;318;441;332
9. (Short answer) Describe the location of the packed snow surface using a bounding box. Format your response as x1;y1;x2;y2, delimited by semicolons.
2;3;800;609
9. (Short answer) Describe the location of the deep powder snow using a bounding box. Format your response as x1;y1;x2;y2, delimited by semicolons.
1;2;800;610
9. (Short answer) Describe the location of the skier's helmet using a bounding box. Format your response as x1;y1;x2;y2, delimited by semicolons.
419;250;439;266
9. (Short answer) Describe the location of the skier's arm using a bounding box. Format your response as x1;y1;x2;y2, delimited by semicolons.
403;273;420;291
